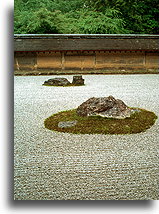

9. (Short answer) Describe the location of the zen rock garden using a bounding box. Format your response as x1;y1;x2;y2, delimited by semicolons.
44;95;157;135
15;74;159;200
43;75;84;86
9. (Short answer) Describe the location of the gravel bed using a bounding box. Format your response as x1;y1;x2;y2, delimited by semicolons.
14;74;159;200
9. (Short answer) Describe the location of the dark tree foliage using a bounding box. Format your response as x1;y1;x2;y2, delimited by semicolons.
14;0;159;34
113;0;159;34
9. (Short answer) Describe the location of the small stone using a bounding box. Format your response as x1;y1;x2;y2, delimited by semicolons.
58;120;77;128
72;75;84;85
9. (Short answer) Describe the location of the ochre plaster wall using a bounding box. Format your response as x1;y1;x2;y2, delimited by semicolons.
37;52;62;69
14;50;159;71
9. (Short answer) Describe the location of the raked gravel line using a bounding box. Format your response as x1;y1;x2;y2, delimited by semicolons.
14;74;159;200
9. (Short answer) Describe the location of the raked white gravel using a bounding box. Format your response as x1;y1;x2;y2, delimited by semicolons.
14;74;159;200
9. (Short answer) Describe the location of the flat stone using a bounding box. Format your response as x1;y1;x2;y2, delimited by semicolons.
76;96;136;119
43;78;71;86
58;120;77;128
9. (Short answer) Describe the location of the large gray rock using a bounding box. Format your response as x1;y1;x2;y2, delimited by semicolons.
76;96;135;119
72;75;84;85
43;78;71;86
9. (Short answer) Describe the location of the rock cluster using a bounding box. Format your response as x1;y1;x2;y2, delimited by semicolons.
77;95;136;119
43;75;84;86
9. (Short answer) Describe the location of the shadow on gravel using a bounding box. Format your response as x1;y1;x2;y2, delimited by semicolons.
9;199;152;209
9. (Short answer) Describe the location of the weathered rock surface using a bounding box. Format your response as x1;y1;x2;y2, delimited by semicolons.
43;76;84;86
58;120;77;128
43;78;71;86
72;75;84;85
77;96;136;119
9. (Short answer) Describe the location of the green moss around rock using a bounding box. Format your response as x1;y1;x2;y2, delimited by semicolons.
44;108;157;135
43;83;85;87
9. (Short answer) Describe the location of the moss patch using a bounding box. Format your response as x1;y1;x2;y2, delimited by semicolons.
43;83;85;87
44;108;157;135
